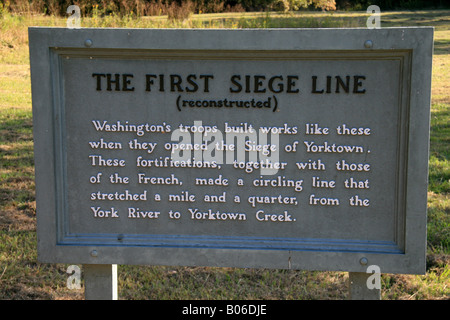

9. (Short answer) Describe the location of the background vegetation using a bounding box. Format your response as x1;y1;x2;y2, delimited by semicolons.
2;0;449;17
0;3;449;299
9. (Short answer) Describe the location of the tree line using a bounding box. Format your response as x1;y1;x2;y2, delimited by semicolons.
2;0;448;16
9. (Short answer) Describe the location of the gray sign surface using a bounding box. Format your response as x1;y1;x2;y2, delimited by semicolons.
29;27;433;274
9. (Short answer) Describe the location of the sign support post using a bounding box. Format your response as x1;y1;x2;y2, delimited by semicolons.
84;264;118;300
348;272;381;300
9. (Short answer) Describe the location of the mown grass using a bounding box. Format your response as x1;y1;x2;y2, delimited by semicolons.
0;9;449;300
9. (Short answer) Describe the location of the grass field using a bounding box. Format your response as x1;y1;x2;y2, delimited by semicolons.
0;9;449;300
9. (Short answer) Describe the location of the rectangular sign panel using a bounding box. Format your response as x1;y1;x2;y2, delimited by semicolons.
30;27;433;274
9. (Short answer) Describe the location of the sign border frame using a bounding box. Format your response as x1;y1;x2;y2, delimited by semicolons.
29;27;433;274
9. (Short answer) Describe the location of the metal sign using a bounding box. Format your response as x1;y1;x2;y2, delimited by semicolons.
30;27;433;274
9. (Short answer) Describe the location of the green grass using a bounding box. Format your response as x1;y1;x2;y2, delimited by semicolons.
427;193;450;252
118;266;348;299
429;103;450;194
0;9;449;300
